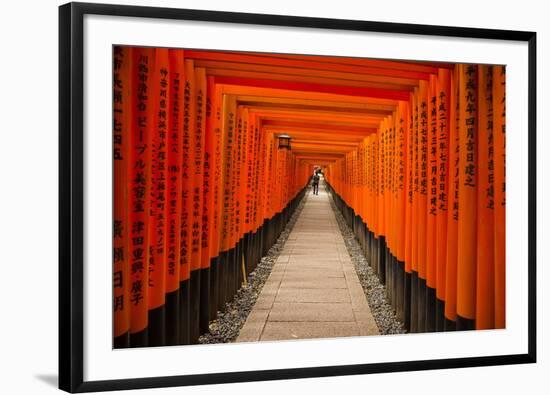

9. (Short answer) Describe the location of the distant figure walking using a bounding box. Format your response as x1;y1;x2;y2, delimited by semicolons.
312;172;320;195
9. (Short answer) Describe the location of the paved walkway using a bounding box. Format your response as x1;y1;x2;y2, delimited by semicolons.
237;181;379;342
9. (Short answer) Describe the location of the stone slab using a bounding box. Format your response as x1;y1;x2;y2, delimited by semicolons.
274;288;351;303
260;322;360;340
279;278;348;289
267;302;355;322
235;309;270;342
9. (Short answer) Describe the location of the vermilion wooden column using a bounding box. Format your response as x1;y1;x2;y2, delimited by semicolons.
165;49;184;346
493;66;506;329
456;64;478;330
435;68;451;332
404;93;415;332
416;80;428;333
113;45;131;348
210;82;224;312
147;48;169;347
204;76;219;321
476;65;495;330
220;94;237;305
178;55;192;346
192;67;208;336
410;87;420;333
396;101;409;324
129;47;154;347
445;65;460;331
426;74;438;332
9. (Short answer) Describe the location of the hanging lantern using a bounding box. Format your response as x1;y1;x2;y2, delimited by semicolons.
277;133;291;150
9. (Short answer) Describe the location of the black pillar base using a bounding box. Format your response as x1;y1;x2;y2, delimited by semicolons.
255;228;263;270
385;248;392;303
209;256;219;322
261;219;269;256
444;318;457;331
392;255;399;312
410;271;419;333
253;229;260;271
147;304;166;347
217;251;227;312
130;328;148;348
377;236;386;284
226;247;235;304
244;232;251;275
165;289;180;346
396;260;405;323
456;316;476;331
114;332;129;349
435;298;445;332
417;277;427;332
234;242;241;295
179;279;190;345
404;271;412;332
232;242;239;298
425;286;436;333
199;266;211;334
371;236;378;276
189;269;201;344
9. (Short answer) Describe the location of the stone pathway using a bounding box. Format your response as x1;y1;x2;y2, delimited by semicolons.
236;182;379;342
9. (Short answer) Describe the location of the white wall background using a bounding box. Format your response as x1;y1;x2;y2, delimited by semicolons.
0;0;546;393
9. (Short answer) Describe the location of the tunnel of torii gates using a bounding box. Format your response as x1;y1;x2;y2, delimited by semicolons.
112;46;505;348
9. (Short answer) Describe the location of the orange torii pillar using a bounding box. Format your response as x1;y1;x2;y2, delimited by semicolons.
425;74;438;332
113;45;130;348
359;140;370;278
182;60;204;344
178;55;196;346
395;101;409;325
388;114;398;312
194;67;209;336
355;141;365;263
219;94;237;307
456;64;478;331
165;49;184;346
377;122;387;286
205;76;222;322
435;69;451;332
254;122;267;261
243;112;259;275
147;48;168;347
416;80;429;333
262;133;276;254
233;105;245;296
493;66;506;329
388;113;398;313
249;114;263;273
404;91;415;331
445;65;460;331
369;135;379;279
383;116;393;302
128;46;154;347
210;82;225;313
181;59;200;344
475;65;495;330
410;86;420;333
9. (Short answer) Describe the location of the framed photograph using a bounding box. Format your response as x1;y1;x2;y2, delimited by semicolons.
59;1;536;392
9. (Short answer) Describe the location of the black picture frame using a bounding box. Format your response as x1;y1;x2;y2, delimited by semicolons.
59;2;537;392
